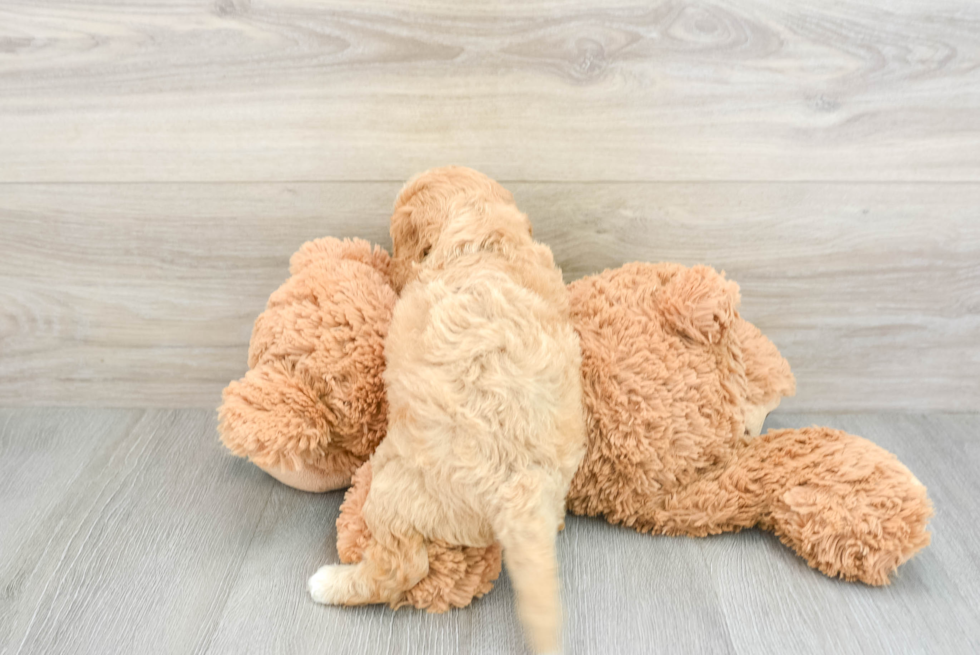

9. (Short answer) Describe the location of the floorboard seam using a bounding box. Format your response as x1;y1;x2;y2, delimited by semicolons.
194;478;276;655
694;540;741;655
10;409;151;655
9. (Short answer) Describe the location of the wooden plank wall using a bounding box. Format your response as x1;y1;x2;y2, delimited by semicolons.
1;1;978;410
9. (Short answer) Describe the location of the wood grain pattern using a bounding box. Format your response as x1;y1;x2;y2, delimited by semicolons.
1;409;977;654
1;1;979;182
0;409;275;655
2;182;977;410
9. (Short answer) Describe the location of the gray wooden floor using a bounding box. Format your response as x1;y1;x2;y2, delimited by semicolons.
1;409;977;655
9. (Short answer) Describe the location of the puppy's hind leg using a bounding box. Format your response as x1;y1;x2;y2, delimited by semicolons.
493;476;565;655
309;523;428;608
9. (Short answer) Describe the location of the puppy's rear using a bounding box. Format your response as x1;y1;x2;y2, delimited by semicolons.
311;167;586;654
389;169;586;652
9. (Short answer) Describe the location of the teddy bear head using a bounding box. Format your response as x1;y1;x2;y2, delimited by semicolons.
219;238;397;492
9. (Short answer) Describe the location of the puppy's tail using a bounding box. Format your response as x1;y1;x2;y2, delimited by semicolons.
493;476;564;655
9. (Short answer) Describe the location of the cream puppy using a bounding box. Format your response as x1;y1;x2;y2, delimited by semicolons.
308;167;586;654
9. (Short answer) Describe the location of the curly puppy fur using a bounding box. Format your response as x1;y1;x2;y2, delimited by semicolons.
219;237;395;491
308;167;587;655
336;461;503;612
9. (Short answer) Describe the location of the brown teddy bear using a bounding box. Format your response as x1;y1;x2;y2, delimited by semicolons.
219;169;932;613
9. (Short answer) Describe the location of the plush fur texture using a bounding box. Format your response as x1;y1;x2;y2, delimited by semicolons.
566;261;778;530
307;167;587;654
219;237;395;491
563;263;931;586
217;167;932;626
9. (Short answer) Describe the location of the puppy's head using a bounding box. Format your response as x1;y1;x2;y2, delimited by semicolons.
389;166;525;291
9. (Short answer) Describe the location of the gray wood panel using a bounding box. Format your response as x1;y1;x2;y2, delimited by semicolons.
1;409;978;654
1;1;979;183
2;182;977;411
0;408;275;655
0;407;145;633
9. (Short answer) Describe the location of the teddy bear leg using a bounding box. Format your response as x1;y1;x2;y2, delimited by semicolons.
746;427;932;585
219;363;362;492
650;475;763;537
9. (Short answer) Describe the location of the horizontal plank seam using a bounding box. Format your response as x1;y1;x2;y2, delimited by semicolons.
3;180;980;186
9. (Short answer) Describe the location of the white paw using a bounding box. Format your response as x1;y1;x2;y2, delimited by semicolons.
308;565;342;604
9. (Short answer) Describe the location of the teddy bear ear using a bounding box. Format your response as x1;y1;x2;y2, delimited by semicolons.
658;265;741;345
